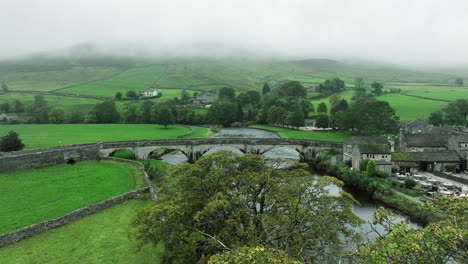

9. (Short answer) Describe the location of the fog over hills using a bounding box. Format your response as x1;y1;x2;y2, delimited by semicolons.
1;0;468;68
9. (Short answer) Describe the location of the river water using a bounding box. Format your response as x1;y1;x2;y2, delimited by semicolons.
160;128;421;241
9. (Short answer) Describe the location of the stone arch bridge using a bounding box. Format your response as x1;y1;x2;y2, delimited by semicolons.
0;138;342;173
99;138;342;162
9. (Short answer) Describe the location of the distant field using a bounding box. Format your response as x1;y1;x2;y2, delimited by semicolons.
250;125;353;142
57;65;168;97
0;199;162;264
0;161;143;234
0;93;103;114
389;84;468;101
0;124;195;149
378;94;448;120
0;66;122;91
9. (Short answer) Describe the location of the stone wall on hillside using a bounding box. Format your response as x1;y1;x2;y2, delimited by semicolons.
0;188;149;248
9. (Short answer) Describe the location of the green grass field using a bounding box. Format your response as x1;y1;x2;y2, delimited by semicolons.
250;125;353;142
0;160;143;234
0;199;162;264
0;124;195;149
0;66;122;92
57;65;168;97
186;126;211;138
378;94;448;120
309;89;449;120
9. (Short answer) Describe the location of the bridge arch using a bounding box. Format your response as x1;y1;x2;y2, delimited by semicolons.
203;146;245;156
262;147;301;161
108;148;137;159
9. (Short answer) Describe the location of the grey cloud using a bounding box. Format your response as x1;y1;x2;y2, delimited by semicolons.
1;0;467;66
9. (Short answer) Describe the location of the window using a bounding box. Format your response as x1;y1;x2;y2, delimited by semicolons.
382;155;387;159
366;154;375;159
462;143;468;148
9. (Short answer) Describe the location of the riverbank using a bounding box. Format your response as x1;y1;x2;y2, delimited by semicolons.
309;159;437;225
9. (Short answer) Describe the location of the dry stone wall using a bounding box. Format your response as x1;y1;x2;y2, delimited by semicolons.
0;188;149;248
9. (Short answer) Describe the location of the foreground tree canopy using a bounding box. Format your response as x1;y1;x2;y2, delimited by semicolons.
132;152;362;263
357;196;467;264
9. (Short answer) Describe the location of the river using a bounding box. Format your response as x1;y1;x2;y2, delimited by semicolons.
160;127;421;241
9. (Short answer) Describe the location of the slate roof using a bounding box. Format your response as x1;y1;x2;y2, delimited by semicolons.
343;136;390;145
356;144;391;154
392;151;461;162
375;160;392;165
405;134;450;147
449;135;468;142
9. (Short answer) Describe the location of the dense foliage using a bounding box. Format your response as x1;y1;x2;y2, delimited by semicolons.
132;152;362;263
0;130;24;151
357;196;467;264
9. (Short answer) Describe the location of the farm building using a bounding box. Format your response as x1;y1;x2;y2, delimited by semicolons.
343;136;391;161
0;113;18;121
140;89;158;97
194;91;218;105
351;144;392;174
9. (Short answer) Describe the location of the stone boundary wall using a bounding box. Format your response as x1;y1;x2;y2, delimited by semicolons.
0;188;149;248
101;157;157;201
432;171;468;185
177;125;195;138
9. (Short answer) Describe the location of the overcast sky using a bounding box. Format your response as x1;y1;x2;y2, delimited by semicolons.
1;0;467;66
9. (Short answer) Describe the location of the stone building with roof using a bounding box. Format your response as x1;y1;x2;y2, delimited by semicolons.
392;151;462;173
194;91;218;105
351;144;392;174
0;113;18;122
343;136;391;161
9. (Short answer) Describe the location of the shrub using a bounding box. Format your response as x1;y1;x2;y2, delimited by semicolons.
230;122;243;127
209;125;222;133
404;179;417;189
373;171;389;178
360;159;370;171
366;160;376;177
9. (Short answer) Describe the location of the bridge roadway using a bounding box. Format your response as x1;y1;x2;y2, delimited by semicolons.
0;138;342;172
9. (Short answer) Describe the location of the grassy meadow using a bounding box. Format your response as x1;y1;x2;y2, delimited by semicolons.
0;161;144;234
0;124;197;149
0;199;162;264
0;66;122;92
57;65;168;97
250;125;353;142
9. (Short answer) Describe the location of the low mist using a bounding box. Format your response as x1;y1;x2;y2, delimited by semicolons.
1;0;468;66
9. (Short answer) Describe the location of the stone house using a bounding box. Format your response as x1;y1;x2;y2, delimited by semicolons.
392;151;462;172
343;136;391;161
448;135;468;171
140;89;158;97
0;113;18;121
397;133;450;152
399;119;433;134
351;144;392;174
194;91;218;105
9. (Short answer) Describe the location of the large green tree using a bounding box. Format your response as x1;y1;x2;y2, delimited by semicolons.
157;106;175;128
208;99;243;126
132;152;362;263
340;100;399;135
371;82;384;96
278;81;306;98
93;101;120;123
262;82;271;95
0;131;25;152
443;99;468;126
